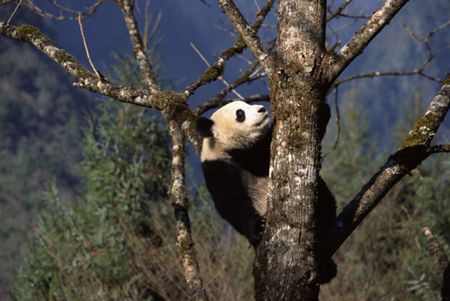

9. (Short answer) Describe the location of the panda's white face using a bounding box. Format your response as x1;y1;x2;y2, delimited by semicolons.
201;101;270;159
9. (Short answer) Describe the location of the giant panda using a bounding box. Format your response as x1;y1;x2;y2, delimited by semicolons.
197;100;337;283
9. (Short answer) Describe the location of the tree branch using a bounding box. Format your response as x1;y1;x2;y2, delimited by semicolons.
196;94;269;115
194;59;263;114
22;0;107;21
327;0;410;82
332;74;450;255
185;0;274;96
218;0;274;74
169;121;208;301
326;0;353;22
332;70;440;89
428;144;450;154
118;0;160;92
422;227;450;301
329;20;448;90
0;22;202;151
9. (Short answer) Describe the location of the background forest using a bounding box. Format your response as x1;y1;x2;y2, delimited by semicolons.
0;1;449;300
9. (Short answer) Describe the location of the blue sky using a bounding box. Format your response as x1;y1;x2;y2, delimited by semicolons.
3;0;450;141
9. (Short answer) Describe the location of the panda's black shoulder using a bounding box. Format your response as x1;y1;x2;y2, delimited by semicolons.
227;127;272;177
201;159;240;180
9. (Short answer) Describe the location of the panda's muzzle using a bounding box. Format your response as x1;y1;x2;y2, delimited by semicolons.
255;114;269;127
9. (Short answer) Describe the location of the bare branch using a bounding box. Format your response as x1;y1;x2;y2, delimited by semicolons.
22;0;107;21
333;70;440;88
327;0;410;81
331;20;449;89
77;14;101;79
196;93;269;115
428;144;450;154
326;0;353;22
422;227;449;269
0;22;202;151
6;0;22;24
333;74;450;255
422;227;450;301
185;0;274;97
218;0;274;74
190;42;244;99
0;23;158;106
195;59;263;114
169;121;208;301
118;0;160;92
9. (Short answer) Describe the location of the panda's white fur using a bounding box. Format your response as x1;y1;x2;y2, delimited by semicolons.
200;101;271;161
197;100;337;283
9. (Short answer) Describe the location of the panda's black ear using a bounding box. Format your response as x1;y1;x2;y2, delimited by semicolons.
197;117;214;137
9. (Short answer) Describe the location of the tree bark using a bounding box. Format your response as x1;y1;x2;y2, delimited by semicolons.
254;1;327;300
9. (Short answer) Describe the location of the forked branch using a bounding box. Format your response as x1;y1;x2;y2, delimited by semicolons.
218;0;274;74
331;20;449;89
327;0;410;81
185;0;274;96
333;74;450;255
22;0;107;20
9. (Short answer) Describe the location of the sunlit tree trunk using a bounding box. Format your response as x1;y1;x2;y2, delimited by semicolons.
255;1;328;300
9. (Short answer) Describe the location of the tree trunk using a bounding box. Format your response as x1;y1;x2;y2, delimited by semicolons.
254;1;327;300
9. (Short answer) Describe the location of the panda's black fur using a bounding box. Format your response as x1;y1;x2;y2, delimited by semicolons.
197;101;337;283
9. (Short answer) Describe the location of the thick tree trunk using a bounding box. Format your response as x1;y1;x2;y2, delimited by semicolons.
254;1;327;300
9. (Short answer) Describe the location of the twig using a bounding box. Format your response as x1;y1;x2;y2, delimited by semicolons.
77;14;101;79
190;42;244;100
169;121;208;301
195;60;262;114
184;0;274;97
333;70;440;89
6;0;23;24
326;0;353;22
331;20;449;89
23;0;106;21
218;0;274;74
328;0;410;82
252;0;260;10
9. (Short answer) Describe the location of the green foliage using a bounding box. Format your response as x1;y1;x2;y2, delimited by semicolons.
13;104;254;301
0;34;91;297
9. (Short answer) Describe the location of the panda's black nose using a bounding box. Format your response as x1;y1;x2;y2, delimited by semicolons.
258;107;266;113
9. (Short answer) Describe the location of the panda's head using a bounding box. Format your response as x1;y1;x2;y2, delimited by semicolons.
197;101;271;160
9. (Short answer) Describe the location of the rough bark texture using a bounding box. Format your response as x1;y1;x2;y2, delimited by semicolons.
118;0;159;92
169;121;208;301
422;227;450;301
254;1;327;300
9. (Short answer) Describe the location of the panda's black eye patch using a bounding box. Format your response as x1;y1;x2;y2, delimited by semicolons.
236;109;246;122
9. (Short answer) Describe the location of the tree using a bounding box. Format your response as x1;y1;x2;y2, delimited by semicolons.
0;1;449;300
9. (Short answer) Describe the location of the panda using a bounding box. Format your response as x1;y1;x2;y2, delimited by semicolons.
197;100;337;283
